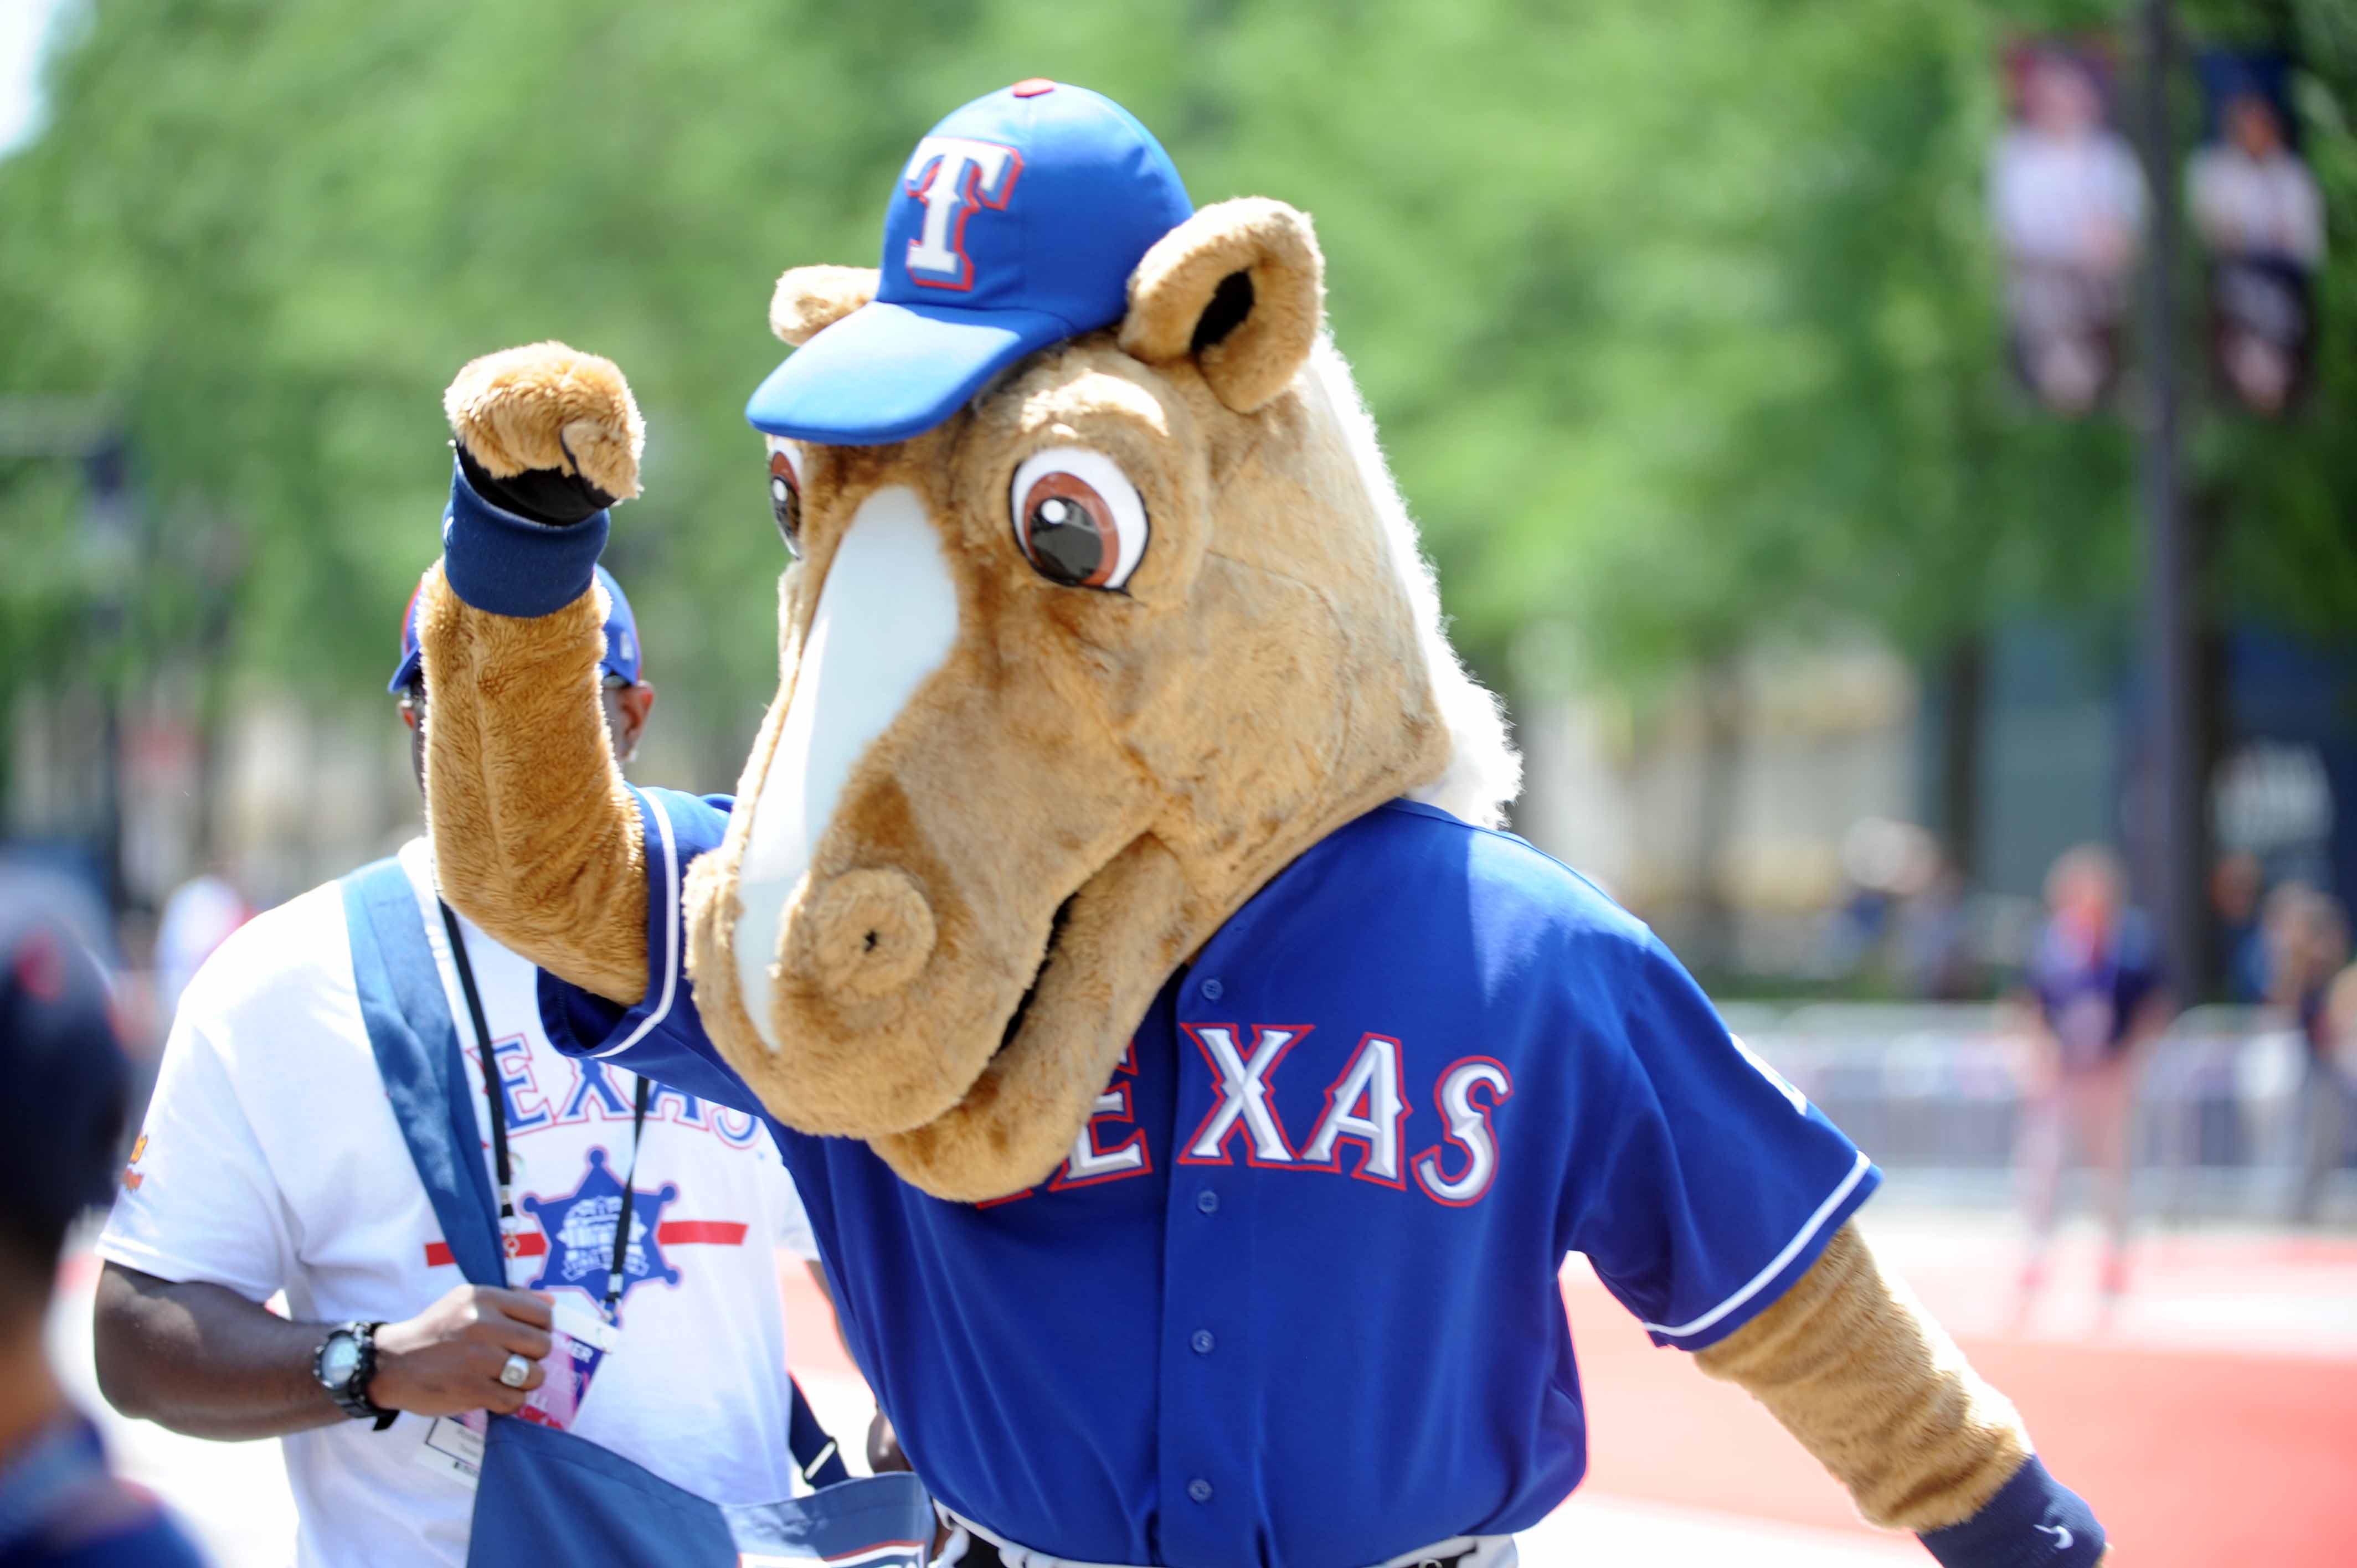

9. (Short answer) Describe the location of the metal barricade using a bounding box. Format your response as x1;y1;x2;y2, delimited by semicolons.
1728;1000;2341;1221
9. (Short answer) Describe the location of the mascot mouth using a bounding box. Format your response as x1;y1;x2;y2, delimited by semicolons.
996;894;1077;1061
864;832;1186;1200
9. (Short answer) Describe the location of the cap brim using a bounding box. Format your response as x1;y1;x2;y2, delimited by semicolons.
744;301;1075;446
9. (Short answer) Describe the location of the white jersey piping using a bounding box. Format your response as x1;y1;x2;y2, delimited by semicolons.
591;788;681;1059
1639;1148;1872;1342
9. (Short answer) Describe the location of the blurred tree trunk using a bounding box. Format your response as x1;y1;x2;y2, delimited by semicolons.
2191;492;2227;1000
189;676;229;870
1932;635;1986;885
1693;649;1744;974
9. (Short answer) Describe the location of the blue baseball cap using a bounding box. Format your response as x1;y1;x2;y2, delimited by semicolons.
0;902;131;1237
745;80;1193;446
389;563;642;695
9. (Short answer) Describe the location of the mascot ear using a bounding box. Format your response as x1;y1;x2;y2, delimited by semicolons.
770;265;880;345
1119;198;1324;414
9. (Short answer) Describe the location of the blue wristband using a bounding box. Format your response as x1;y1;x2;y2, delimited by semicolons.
1919;1456;2104;1567
440;459;609;619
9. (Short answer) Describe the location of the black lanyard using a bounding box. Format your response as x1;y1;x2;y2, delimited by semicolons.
438;900;650;1321
604;1076;652;1322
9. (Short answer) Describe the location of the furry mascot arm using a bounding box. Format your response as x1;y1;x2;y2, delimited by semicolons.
414;343;652;1004
1697;1220;2111;1562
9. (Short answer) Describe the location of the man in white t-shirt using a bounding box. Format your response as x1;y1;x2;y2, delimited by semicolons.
91;566;833;1568
2187;90;2323;413
2189;91;2325;269
1989;49;2148;412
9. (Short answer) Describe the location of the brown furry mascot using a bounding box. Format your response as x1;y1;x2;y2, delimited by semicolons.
415;80;2109;1568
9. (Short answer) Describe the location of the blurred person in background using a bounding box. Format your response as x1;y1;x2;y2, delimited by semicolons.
2015;843;2170;1309
0;855;119;972
2189;90;2326;267
2265;884;2353;1223
1990;47;2147;413
2210;849;2269;1002
1824;817;1933;981
0;905;207;1567
89;566;840;1568
151;870;251;1030
1897;844;1979;1000
2188;87;2324;413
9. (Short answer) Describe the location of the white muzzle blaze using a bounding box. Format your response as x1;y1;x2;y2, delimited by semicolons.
733;485;961;1051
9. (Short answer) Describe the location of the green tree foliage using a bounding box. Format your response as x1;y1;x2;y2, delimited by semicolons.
2;0;2351;777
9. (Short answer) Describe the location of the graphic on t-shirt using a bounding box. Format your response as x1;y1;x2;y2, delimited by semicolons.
519;1148;681;1311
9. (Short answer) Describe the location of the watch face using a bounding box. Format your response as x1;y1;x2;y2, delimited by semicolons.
319;1333;363;1387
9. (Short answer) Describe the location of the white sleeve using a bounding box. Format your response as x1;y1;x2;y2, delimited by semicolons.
96;1004;295;1303
769;1162;822;1262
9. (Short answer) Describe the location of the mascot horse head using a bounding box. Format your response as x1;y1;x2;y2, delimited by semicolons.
682;82;1517;1200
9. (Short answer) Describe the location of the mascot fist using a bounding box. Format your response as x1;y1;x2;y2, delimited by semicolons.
443;341;644;526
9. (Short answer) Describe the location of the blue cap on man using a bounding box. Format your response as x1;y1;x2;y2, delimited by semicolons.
0;906;131;1237
388;564;642;696
744;80;1193;446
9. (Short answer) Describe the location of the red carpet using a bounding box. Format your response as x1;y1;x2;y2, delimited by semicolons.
1567;1272;2357;1565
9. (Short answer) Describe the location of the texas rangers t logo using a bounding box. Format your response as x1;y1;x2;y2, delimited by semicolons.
900;136;1023;290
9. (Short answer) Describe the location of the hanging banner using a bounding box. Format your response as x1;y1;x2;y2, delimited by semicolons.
2189;51;2322;415
1990;40;2148;414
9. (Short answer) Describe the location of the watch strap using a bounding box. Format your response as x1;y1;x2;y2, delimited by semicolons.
315;1321;398;1430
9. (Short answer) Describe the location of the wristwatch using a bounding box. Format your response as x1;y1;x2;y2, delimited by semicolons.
313;1321;398;1430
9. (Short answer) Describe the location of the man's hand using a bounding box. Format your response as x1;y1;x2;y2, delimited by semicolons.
866;1409;909;1474
370;1284;553;1417
94;1266;554;1440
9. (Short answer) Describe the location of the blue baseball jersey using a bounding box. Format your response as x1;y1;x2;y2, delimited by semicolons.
2027;910;2168;1071
543;791;1878;1568
0;1420;207;1568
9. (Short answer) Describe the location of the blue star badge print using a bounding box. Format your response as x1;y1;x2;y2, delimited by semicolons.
520;1148;680;1313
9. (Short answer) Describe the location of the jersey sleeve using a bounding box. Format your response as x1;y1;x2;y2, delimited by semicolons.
96;998;295;1302
537;784;771;1120
1567;933;1880;1351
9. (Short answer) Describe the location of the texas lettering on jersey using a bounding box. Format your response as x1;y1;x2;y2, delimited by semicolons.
421;1035;764;1291
982;1025;1516;1209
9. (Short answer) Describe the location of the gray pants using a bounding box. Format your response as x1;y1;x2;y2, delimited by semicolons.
2018;1060;2135;1254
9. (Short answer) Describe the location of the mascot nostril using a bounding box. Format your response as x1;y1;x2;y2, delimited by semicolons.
795;868;935;1002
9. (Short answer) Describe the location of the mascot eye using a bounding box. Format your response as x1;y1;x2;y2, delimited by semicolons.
766;440;804;558
1009;447;1149;591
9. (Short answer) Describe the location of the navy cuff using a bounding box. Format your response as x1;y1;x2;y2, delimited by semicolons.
1920;1456;2104;1568
440;459;609;618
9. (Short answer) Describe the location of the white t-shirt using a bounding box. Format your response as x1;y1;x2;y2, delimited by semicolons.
100;840;822;1568
1990;126;2148;266
2188;145;2325;267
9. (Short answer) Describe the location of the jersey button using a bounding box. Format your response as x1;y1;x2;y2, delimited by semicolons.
1187;1478;1213;1504
1196;1189;1220;1215
1199;976;1223;1000
1190;1329;1215;1354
